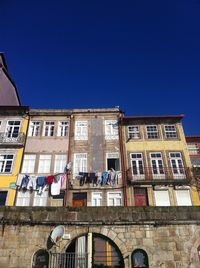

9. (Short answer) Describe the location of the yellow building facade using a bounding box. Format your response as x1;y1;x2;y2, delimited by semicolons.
121;115;200;206
0;106;29;206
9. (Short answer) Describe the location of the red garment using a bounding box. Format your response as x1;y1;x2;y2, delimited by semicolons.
47;175;54;185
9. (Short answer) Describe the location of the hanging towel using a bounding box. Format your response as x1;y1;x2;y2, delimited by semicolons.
51;178;61;196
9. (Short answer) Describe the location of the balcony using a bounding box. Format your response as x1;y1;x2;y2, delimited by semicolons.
0;132;25;146
127;166;193;185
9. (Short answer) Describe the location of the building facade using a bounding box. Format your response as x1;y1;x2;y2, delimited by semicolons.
15;109;71;207
0;106;29;205
121;115;200;207
0;53;21;106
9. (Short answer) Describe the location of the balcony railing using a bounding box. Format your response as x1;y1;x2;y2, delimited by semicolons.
127;166;193;182
0;132;25;145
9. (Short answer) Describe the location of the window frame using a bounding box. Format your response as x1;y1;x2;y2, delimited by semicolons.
164;125;178;139
146;125;159;139
73;153;87;176
105;120;119;140
0;153;14;174
107;191;122;206
38;154;52;173
92;192;103;206
175;189;192;206
130;153;145;180
54;154;67;173
154;190;170;206
128;126;141;139
74;121;88;140
43;121;55;137
21;154;36;174
57;121;69;137
6;120;21;138
28;121;41;137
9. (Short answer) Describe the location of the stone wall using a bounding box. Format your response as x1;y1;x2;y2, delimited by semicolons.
0;207;200;268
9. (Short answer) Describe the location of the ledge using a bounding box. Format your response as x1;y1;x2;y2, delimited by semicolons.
0;206;200;226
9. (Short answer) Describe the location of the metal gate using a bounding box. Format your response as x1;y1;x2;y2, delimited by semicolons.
49;253;88;268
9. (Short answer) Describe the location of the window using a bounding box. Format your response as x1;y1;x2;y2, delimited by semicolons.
146;125;159;139
164;125;177;138
43;122;54;136
54;155;67;173
0;191;8;206
175;190;192;206
128;126;140;139
187;143;200;155
0;154;14;173
134;188;148;206
33;191;48;206
16;191;31;206
32;250;49;268
28;121;41;137
108;192;122;206
92;192;103;206
38;155;51;173
106;152;120;171
105;120;118;140
132;249;149;268
150;153;165;179
72;192;87;207
57;121;69;137
74;153;87;175
21;154;36;173
154;190;170;206
75;121;88;140
130;153;144;180
6;120;20;138
169;152;185;179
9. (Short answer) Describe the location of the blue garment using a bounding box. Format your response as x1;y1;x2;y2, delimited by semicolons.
36;176;46;187
21;175;30;192
101;171;108;186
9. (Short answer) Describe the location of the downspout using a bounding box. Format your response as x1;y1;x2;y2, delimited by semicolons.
65;113;73;207
118;111;128;206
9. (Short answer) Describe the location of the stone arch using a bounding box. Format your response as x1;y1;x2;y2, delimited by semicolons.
131;248;149;268
189;236;200;266
63;231;125;267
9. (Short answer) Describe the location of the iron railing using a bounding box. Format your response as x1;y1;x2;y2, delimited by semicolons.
0;132;25;145
49;253;88;268
127;166;193;181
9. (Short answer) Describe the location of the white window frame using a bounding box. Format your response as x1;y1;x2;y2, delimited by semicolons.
92;192;103;206
43;121;55;137
38;155;51;173
164;125;177;139
107;192;122;206
0;154;14;174
187;143;200;155
21;154;36;174
106;152;120;171
28;121;41;137
169;152;185;179
16;191;31;206
105;120;119;140
57;121;69;137
73;153;87;176
33;191;48;206
150;152;165;179
128;126;140;139
130;153;145;180
154;190;170;206
146;125;159;139
6;120;21;138
75;121;88;140
175;190;192;206
54;154;67;173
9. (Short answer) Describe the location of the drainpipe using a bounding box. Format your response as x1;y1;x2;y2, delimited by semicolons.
118;111;128;207
65;112;73;207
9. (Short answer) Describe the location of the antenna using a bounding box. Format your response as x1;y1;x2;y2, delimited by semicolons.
46;225;65;250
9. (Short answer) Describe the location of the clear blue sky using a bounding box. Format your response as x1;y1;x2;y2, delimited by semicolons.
0;0;200;135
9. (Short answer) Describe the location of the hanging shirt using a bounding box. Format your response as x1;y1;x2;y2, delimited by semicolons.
51;178;61;196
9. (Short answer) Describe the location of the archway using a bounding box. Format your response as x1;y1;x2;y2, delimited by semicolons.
32;249;49;268
64;233;124;268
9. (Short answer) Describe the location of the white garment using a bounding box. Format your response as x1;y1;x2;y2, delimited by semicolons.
51;179;61;196
16;174;24;187
27;175;37;190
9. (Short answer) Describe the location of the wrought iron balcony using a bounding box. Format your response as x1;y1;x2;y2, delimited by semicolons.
0;132;25;145
127;166;193;183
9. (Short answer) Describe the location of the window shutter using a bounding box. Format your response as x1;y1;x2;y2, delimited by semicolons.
154;190;170;206
175;190;192;206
